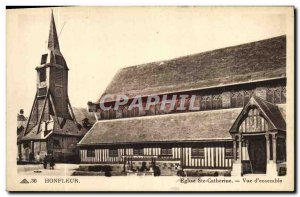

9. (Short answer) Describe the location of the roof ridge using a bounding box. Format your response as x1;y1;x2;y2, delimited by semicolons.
94;107;243;123
120;35;286;71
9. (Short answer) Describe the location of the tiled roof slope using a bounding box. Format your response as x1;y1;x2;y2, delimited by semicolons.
98;35;286;102
79;108;242;146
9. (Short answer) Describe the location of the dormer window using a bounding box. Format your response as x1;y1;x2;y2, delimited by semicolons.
41;54;48;65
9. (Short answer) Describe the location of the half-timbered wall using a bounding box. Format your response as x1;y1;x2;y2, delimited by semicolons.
238;108;269;133
182;146;232;168
80;142;233;169
80;147;163;163
94;79;286;121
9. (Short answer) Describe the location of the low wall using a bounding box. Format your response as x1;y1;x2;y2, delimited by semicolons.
79;160;181;176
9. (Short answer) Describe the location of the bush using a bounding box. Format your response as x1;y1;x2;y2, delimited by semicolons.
88;165;112;173
88;165;102;171
184;170;230;177
102;165;112;172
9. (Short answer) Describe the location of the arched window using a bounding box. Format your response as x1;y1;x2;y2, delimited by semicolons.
236;91;244;107
267;87;275;103
274;88;281;103
231;91;245;108
231;92;238;108
266;86;286;104
206;96;212;110
200;95;213;110
244;89;253;104
212;94;222;109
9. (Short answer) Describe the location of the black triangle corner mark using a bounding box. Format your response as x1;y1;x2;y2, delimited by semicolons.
20;179;30;184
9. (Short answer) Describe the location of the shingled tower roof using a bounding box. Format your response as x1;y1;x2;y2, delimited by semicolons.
48;10;60;51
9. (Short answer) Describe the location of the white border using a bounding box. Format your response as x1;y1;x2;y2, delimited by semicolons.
1;1;299;196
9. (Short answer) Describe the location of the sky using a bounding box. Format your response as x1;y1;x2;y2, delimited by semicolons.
7;7;288;115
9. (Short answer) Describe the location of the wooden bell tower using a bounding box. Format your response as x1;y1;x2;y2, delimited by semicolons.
25;11;77;135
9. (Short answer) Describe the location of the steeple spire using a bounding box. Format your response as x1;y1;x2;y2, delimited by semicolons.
48;10;60;51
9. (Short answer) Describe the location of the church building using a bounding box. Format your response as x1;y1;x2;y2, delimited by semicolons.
79;35;287;176
18;12;94;163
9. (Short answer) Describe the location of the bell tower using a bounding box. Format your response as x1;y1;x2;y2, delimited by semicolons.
24;11;77;135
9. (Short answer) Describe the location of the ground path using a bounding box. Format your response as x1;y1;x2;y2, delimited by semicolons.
17;164;79;176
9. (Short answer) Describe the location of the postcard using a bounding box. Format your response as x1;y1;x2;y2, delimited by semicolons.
6;6;294;192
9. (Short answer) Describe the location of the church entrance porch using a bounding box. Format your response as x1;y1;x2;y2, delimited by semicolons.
229;96;286;176
231;133;278;176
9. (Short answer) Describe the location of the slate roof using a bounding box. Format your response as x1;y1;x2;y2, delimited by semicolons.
19;107;95;142
97;35;286;102
78;108;242;146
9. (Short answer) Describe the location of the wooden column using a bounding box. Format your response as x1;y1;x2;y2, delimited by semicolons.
233;140;237;161
272;134;277;164
265;134;270;163
238;136;242;163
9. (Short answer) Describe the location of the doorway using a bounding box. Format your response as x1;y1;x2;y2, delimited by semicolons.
245;135;267;174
